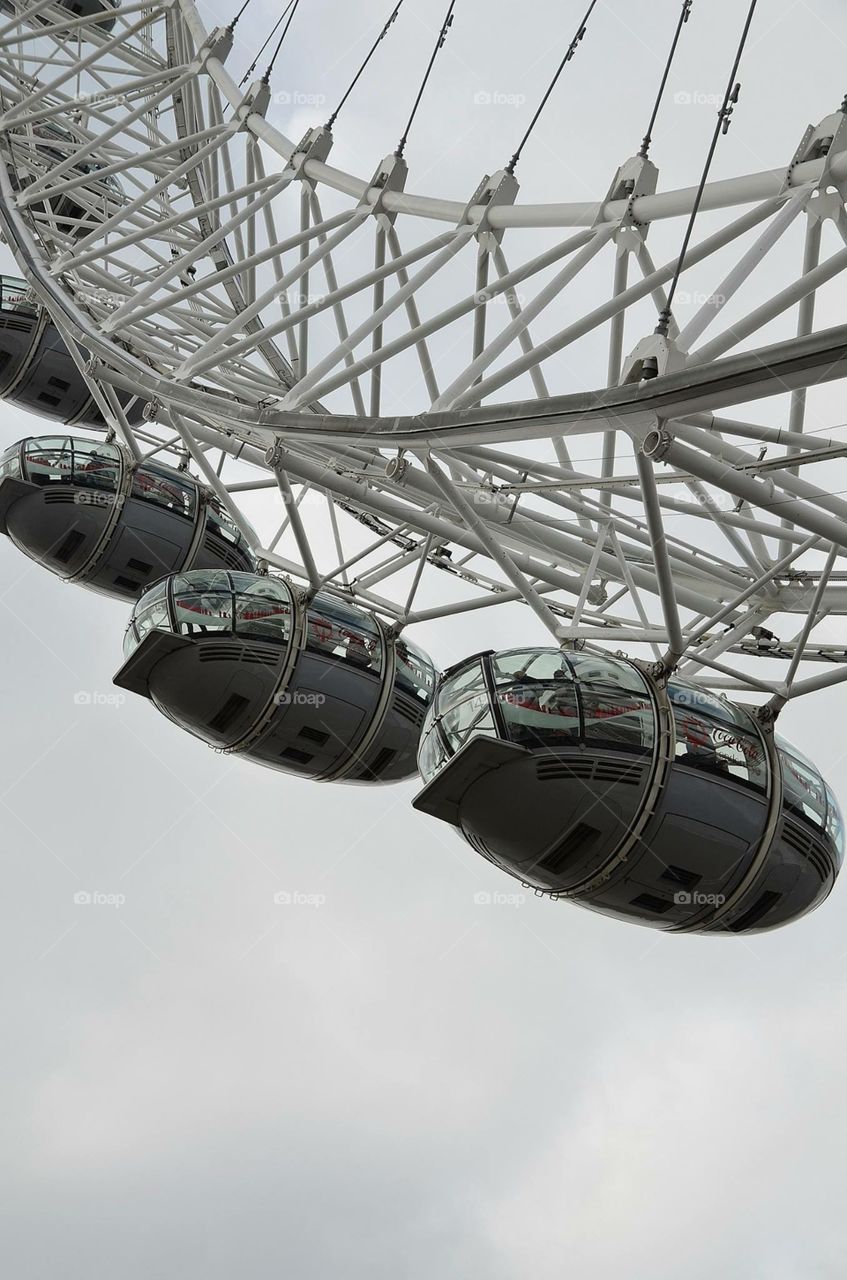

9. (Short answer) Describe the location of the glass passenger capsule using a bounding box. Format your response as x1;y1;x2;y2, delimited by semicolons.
0;278;137;426
113;572;439;784
0;435;256;599
413;648;844;935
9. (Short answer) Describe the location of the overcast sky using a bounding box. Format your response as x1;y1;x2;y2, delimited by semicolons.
3;2;847;1278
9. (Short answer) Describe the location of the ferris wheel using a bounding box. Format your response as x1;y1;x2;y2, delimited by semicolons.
1;0;847;935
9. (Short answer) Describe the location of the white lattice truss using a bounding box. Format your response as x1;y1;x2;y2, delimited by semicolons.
2;0;847;709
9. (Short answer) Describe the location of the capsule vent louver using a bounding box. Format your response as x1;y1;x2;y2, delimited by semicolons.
196;643;280;666
536;757;646;787
781;817;832;883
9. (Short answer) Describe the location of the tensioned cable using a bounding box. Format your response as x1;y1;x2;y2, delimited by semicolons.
264;0;304;80
395;0;456;158
238;0;296;86
228;0;255;34
506;0;599;176
638;0;693;159
656;0;759;336
327;0;406;130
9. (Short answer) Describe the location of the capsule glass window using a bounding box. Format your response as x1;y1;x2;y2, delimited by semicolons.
440;691;497;755
131;464;196;516
673;705;767;791
0;277;35;314
667;679;755;728
70;438;122;491
0;444;21;479
173;586;233;637
569;653;654;753
23;437;75;484
825;785;845;860
306;595;383;673
494;652;580;750
206;496;242;546
780;748;827;829
234;577;293;644
394;638;438;703
436;659;487;716
419;724;450;782
580;686;654;753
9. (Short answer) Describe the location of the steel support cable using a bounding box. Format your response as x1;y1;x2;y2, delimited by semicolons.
229;0;255;33
238;0;296;86
395;0;456;158
327;0;406;130
656;0;759;337
506;0;598;176
264;0;304;80
639;0;693;159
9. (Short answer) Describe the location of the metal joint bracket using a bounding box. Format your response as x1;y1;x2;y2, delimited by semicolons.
786;109;847;195
384;454;409;483
621;333;685;384
197;26;234;67
361;153;408;228
601;154;659;233
466;169;519;249
641;426;673;460
285;126;334;181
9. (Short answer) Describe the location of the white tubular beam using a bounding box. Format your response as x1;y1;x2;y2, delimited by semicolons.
385;226;440;403
401;534;434;618
370;226;387;417
781;544;838;693
671;421;847;530
778;211;824;558
50;314;142;461
686;535;820;647
425;454;565;642
448;201;777;409
281;225;477;409
691;245;847;366
786;666;847;699
308;190;366;417
432;224;616;410
271;465;321;591
564;525;609;639
167;412;262;553
676;183;814;351
172;205;372;378
0;6;163;126
600;243;630;509
635;450;685;664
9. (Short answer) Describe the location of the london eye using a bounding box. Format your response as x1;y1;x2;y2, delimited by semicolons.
1;0;846;935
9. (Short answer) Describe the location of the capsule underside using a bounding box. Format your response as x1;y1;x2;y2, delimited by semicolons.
414;648;844;935
114;573;438;784
0;435;256;599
